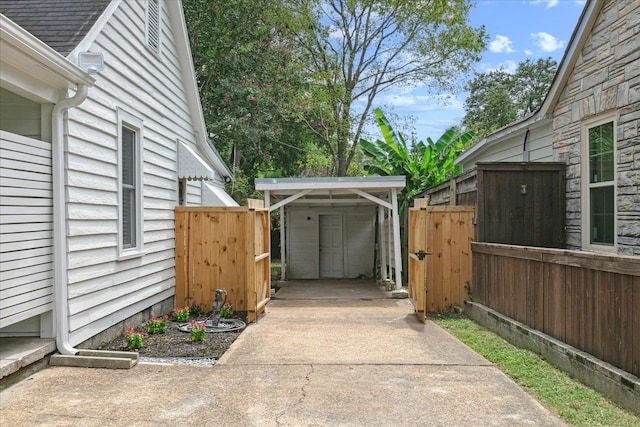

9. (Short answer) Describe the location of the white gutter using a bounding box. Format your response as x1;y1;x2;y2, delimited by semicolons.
52;84;89;355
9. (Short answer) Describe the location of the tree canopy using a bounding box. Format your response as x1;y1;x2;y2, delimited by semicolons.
463;57;558;137
282;0;487;176
183;0;325;201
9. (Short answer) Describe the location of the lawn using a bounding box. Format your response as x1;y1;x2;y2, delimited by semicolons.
431;313;639;426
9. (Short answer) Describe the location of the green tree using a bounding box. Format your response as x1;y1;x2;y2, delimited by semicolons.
183;0;318;201
283;0;487;176
361;108;476;215
463;57;557;137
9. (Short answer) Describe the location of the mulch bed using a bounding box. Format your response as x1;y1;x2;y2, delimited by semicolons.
98;316;243;359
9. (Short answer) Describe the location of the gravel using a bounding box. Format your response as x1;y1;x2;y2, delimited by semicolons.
139;357;218;366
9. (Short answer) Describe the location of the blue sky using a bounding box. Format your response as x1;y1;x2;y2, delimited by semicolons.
373;0;587;140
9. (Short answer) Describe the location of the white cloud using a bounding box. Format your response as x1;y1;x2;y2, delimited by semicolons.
377;93;464;112
532;0;559;8
531;32;566;52
524;49;533;56
479;60;518;74
489;35;515;53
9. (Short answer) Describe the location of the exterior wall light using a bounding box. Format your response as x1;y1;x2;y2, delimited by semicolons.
78;51;105;75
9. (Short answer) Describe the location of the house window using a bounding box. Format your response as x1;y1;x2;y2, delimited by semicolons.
118;108;144;255
583;117;615;250
146;0;160;54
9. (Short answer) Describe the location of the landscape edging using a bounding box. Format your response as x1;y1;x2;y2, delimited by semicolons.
464;301;640;416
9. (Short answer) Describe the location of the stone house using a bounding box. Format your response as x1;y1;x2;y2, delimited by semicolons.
454;0;639;256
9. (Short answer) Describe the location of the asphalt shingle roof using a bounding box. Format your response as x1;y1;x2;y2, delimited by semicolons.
0;0;111;56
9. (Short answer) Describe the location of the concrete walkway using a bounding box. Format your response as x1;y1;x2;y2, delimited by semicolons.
0;280;564;426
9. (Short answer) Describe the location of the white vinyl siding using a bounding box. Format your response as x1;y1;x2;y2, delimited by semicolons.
62;0;201;346
459;123;552;172
0;131;54;330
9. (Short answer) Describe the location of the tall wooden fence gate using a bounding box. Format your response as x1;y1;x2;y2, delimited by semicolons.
175;206;270;323
409;205;475;322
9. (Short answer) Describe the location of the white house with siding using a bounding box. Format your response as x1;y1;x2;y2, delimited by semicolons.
0;0;236;375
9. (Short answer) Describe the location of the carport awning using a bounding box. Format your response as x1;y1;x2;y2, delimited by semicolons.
255;176;406;289
255;176;406;209
178;141;216;181
202;182;238;207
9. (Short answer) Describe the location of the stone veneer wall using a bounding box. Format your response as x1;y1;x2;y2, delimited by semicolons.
552;0;639;255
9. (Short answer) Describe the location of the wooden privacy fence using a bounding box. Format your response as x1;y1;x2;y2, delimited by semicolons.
409;204;474;321
473;242;640;377
175;205;270;323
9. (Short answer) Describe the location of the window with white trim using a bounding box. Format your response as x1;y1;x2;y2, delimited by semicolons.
146;0;160;54
582;117;616;250
118;108;144;255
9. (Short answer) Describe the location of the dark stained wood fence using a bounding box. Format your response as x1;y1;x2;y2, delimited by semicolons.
476;162;565;248
473;242;640;377
421;168;477;206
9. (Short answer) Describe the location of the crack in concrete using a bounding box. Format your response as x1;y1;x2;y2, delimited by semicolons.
275;364;314;426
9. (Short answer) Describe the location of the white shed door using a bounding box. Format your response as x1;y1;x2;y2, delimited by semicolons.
319;215;344;278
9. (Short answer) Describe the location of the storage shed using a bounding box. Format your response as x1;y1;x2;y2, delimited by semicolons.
255;177;406;289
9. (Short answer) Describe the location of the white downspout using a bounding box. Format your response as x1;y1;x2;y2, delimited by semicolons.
52;84;89;355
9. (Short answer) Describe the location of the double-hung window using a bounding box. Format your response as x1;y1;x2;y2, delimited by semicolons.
118;108;143;255
582;116;616;251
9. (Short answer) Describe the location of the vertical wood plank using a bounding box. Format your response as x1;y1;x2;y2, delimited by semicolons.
592;269;604;361
618;274;633;374
532;259;544;331
583;267;595;357
565;266;579;349
459;209;474;305
429;211;444;312
543;262;566;341
408;208;427;320
174;209;187;308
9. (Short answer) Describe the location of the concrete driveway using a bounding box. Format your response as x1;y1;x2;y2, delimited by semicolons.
0;280;563;426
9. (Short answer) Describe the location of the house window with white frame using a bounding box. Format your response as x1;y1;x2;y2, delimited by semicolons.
146;0;160;54
583;118;615;249
118;109;144;255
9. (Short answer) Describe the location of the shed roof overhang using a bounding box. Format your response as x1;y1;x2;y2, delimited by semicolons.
177;140;217;181
255;176;406;211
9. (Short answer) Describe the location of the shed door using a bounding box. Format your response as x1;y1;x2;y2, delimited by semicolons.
319;214;344;278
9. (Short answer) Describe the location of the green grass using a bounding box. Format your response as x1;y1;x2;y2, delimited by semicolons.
431;313;639;426
270;261;281;280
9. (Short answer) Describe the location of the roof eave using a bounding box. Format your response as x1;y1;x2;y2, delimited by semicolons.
456;0;603;167
539;0;603;115
1;14;95;89
456;113;550;165
255;176;407;192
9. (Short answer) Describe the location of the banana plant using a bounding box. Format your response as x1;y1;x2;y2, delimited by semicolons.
361;108;476;216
